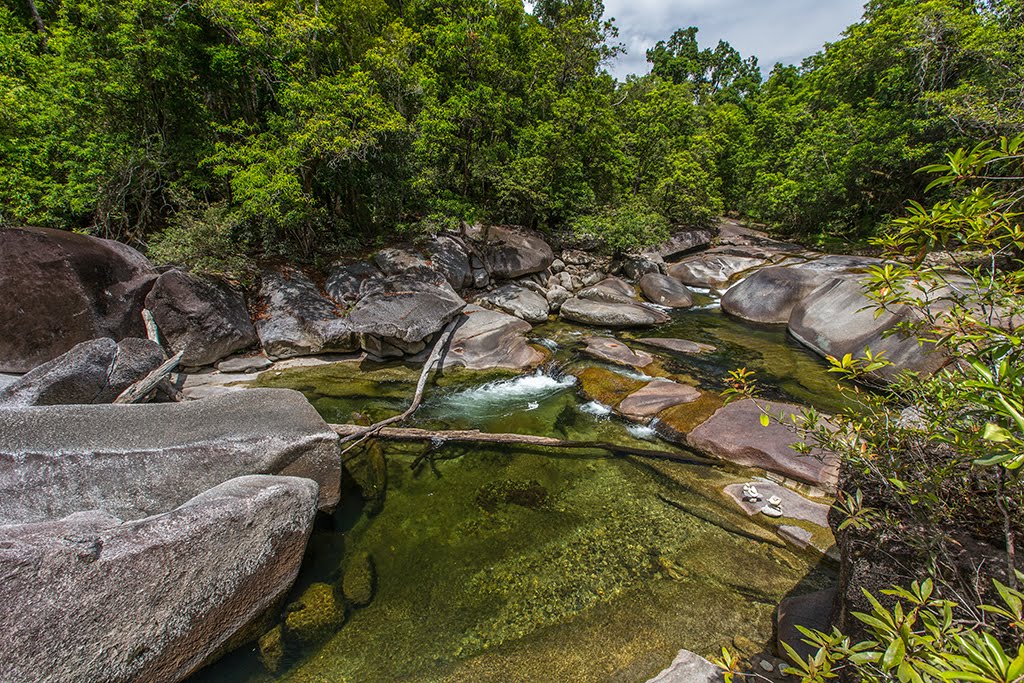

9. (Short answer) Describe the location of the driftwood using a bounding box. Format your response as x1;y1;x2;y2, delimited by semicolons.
330;424;717;466
142;309;162;345
338;318;462;456
114;350;185;404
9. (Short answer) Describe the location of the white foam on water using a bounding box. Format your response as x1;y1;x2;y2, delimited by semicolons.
580;401;613;417
434;371;576;418
531;337;559;351
626;422;659;441
606;365;654;382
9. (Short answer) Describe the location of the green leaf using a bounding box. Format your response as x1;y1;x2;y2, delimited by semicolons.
982;423;1012;443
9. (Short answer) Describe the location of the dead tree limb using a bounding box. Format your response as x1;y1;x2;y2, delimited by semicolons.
330;424;717;466
114;350;185;404
338;318;461;456
142;309;162;346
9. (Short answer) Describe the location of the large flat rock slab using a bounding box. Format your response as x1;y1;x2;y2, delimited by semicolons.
687;400;839;488
0;475;318;683
582;337;654;369
635;337;716;355
618;379;700;420
560;298;669;328
0;388;340;524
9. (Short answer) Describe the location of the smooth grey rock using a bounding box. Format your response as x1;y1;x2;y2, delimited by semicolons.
470;225;554;279
426;235;472;289
440;306;546;372
0;226;157;372
560;298;669;328
546;285;572;310
216;354;273;374
550;258;565;273
0;388;340;524
256;271;356;360
577;276;638;304
348;275;466;357
721;266;832;324
0;337;163;407
646;649;723;683
621;253;662;280
0;475;318;683
372;246;433;277
580;271;605;288
145;269;258;367
472;267;490;288
642;229;715;263
777;588;837;661
639;273;694;308
667;251;768;289
635;337;716;355
618;379;701;420
0;374;18;391
788;276;945;379
324;260;382;304
688;400;839;488
581;337;654;369
724;481;830;528
477;284;549;323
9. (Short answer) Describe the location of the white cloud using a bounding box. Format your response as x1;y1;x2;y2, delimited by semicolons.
602;0;867;79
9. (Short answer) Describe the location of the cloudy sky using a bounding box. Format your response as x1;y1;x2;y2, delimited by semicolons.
602;0;868;79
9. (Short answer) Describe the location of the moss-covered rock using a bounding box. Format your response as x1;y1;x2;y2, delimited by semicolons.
342;552;377;607
574;366;646;408
654;392;724;443
258;625;285;674
283;582;348;648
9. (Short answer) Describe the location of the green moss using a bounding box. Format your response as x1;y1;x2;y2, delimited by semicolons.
655;392;724;439
574;366;646;408
475;479;549;513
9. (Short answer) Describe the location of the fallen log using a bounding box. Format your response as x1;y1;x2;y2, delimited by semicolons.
337;318;461;456
329;424;717;466
114;350;185;404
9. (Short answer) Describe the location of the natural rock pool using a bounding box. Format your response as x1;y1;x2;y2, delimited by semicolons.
190;308;844;683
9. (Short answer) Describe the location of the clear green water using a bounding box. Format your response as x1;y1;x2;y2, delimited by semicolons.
190;309;841;683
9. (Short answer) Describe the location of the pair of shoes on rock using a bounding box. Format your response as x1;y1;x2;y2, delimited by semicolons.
761;495;783;518
742;483;763;502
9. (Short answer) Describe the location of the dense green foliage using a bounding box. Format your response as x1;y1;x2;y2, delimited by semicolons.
723;136;1024;681
1;0;1022;259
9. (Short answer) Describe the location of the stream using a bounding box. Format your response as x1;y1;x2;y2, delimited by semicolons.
190;307;845;683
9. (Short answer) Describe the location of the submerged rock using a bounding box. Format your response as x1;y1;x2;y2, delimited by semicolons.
145;269;258;367
639;273;694;308
687;400;839;488
439;305;546;372
646;649;723;683
475;478;549;513
283;582;348;648
342;552;378;607
560;298;669;328
0;337;163;407
0;388;341;523
0;475;319;683
0;226;157;372
634;337;716;355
